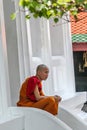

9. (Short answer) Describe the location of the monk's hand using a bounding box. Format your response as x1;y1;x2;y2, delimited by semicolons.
54;95;62;102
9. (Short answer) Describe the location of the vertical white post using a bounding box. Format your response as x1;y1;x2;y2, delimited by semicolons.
14;0;25;83
40;18;53;95
15;0;33;81
20;8;32;77
62;14;75;96
26;18;33;76
0;0;11;113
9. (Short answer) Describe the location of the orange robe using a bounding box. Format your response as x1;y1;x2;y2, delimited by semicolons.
17;77;58;115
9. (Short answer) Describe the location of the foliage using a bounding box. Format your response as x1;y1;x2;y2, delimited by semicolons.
12;0;87;22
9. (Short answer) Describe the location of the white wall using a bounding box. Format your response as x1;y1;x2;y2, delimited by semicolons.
0;0;11;113
1;0;20;105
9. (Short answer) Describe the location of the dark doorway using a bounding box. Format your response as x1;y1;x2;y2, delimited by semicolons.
73;51;87;92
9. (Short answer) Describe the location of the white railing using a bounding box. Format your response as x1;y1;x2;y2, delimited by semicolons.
0;107;72;130
58;92;87;130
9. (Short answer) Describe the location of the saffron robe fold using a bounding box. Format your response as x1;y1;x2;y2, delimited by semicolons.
17;77;58;115
26;76;42;101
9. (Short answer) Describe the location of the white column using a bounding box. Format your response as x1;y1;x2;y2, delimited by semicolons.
62;15;75;95
14;0;25;83
0;0;11;113
15;0;33;82
40;18;53;95
2;0;21;105
26;18;33;75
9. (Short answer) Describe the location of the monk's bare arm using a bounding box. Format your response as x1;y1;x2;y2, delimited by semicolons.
34;85;62;102
34;85;47;101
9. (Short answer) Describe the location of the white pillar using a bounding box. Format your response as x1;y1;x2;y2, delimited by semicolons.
0;0;11;113
40;18;54;95
15;0;33;81
62;15;75;95
1;0;21;105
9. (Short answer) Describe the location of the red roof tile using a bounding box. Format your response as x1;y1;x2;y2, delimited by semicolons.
71;12;87;34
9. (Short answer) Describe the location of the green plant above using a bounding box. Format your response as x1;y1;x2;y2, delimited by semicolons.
11;0;87;22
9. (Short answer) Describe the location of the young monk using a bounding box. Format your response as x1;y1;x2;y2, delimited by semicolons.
17;64;61;115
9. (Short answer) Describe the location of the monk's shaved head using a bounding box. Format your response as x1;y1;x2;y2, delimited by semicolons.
36;64;48;73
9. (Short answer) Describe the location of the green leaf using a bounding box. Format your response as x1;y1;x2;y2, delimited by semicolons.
25;14;30;19
47;10;53;17
43;0;49;3
84;4;87;9
10;13;16;20
33;13;39;18
54;17;59;23
19;0;30;7
17;0;87;23
58;0;71;2
73;15;78;22
76;0;84;3
57;0;71;4
19;0;24;6
71;9;78;16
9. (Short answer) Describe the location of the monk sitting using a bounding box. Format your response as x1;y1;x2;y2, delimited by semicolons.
17;64;61;115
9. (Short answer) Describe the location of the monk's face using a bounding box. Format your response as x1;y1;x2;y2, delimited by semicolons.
38;67;49;80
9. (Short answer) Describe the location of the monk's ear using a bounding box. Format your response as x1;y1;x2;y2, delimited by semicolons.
38;70;42;76
37;70;40;75
38;70;41;74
